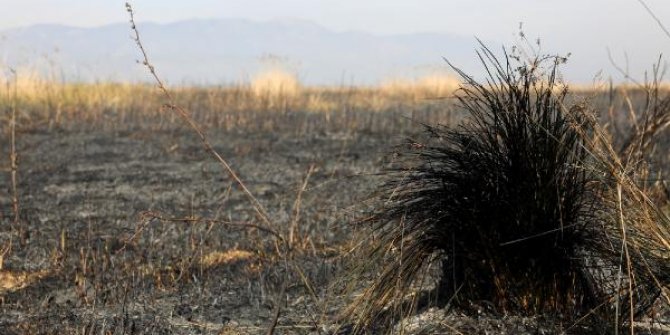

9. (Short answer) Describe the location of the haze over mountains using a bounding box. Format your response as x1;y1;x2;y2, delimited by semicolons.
0;18;618;85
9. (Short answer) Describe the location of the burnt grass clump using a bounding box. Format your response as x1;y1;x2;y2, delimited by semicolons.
346;46;670;333
407;56;594;312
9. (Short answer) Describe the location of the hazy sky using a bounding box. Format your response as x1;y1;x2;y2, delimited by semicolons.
3;0;670;82
4;1;670;37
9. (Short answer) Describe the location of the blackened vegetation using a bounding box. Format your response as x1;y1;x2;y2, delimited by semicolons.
346;45;670;333
418;53;594;314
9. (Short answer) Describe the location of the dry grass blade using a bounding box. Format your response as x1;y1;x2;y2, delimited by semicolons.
7;69;20;229
290;164;316;248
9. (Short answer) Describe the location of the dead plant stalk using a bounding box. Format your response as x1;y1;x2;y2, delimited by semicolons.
8;69;19;227
125;3;273;231
290;164;315;247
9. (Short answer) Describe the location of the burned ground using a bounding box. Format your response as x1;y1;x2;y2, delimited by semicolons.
0;86;668;334
0;124;390;334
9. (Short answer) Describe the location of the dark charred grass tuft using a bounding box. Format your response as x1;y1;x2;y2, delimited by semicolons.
343;44;670;333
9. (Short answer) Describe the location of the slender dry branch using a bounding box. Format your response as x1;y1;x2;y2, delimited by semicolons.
125;3;273;231
637;0;670;41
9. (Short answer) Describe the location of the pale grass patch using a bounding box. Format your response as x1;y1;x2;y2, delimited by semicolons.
251;69;301;98
199;249;255;268
568;81;670;92
0;67;148;115
0;68;52;100
132;249;255;279
0;269;50;293
380;74;461;97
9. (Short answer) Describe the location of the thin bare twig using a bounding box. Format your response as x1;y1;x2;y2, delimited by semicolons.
636;0;670;42
607;48;643;86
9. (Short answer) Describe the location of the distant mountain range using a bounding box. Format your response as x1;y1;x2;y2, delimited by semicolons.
0;18;495;85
